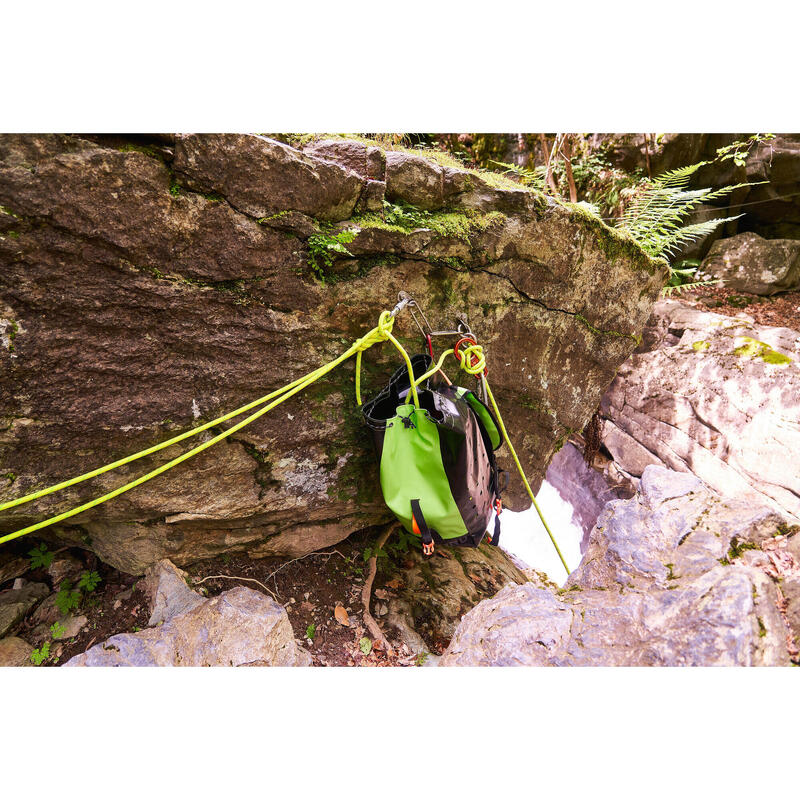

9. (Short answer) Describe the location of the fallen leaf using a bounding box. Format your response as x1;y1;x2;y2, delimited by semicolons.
386;578;404;590
359;637;372;655
334;604;350;627
374;589;391;600
300;601;316;613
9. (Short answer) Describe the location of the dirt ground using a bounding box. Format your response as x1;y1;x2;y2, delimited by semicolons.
4;529;424;667
684;286;800;328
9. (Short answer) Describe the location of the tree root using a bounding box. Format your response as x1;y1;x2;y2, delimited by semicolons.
361;523;397;654
192;573;278;600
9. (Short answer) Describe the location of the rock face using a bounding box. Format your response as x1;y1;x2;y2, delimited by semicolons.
65;559;311;666
0;134;664;574
386;541;528;655
0;580;48;637
600;299;800;522
544;441;634;549
701;232;800;295
440;466;796;666
0;635;33;666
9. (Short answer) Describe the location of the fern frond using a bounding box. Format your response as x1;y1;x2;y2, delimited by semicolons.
661;279;722;297
658;215;742;257
653;161;709;188
488;160;546;190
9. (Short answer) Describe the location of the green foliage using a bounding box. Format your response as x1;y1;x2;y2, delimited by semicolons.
305;623;316;640
661;259;721;296
383;529;417;559
78;570;102;593
362;545;389;562
414;652;428;666
490;160;547;191
55;581;81;615
307;229;356;282
30;641;50;666
168;181;183;198
50;621;66;639
359;637;372;655
618;161;753;260
714;134;774;168
28;544;54;570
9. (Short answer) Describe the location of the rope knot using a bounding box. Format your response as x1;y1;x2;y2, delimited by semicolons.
457;343;486;375
355;310;395;353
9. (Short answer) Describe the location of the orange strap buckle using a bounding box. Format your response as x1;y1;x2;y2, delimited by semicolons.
422;541;434;556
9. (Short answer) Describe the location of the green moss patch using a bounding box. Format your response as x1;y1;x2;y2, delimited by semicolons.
733;337;793;365
351;201;505;243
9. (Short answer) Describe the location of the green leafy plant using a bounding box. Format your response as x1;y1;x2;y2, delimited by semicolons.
30;641;50;666
414;652;429;667
28;544;55;570
50;621;66;639
714;133;774;168
77;570;102;593
617;162;752;260
359;637;372;655
55;580;81;615
305;623;316;641
307;229;357;283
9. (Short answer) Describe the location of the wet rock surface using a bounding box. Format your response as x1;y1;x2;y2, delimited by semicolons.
440;466;797;666
0;133;664;574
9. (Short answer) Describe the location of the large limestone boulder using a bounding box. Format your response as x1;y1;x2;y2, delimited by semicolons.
65;559;311;666
0;134;664;574
440;466;795;666
701;232;800;295
601;299;800;522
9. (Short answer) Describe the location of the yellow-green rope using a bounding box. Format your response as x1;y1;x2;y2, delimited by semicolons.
0;310;565;576
451;342;570;576
0;309;415;546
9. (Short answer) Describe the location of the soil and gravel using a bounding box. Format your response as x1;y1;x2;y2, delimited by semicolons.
684;286;800;328
1;529;426;667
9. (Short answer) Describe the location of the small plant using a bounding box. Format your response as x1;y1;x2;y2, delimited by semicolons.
363;545;389;562
305;623;316;641
307;229;356;283
30;641;50;666
169;181;183;198
77;570;102;593
359;637;372;655
50;621;66;639
55;580;81;615
414;652;429;667
714;133;774;168
28;544;55;570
